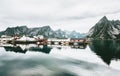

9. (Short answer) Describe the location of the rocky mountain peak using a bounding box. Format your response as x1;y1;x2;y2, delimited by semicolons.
88;16;120;39
41;26;51;29
96;16;109;25
100;16;108;22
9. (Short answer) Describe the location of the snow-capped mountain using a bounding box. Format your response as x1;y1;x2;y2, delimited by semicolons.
88;16;120;39
55;30;87;38
0;26;87;38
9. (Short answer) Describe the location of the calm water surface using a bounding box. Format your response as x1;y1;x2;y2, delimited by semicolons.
0;40;120;76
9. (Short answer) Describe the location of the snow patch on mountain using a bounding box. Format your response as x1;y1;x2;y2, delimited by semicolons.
0;26;87;38
88;16;120;39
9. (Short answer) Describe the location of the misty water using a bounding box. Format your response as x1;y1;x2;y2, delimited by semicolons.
0;40;120;76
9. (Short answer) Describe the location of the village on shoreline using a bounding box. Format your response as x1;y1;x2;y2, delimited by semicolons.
0;35;88;47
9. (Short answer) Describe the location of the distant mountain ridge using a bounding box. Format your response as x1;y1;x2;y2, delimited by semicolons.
0;26;87;38
88;16;120;39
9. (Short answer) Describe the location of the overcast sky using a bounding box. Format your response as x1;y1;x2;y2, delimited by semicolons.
0;0;120;33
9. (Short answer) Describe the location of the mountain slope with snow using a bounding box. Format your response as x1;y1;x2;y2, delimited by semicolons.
0;26;87;38
88;16;120;39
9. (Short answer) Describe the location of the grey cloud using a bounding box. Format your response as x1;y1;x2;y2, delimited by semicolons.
0;0;120;32
63;9;120;20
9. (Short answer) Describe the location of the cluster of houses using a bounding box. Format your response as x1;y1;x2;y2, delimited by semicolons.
0;35;87;46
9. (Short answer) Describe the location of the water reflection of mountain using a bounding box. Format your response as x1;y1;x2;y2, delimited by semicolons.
89;40;120;65
3;45;52;54
29;45;52;54
4;46;27;53
71;44;87;49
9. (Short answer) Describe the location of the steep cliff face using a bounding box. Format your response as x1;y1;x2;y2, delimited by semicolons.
88;16;120;39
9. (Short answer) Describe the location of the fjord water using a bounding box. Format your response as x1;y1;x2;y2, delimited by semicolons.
0;40;120;76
